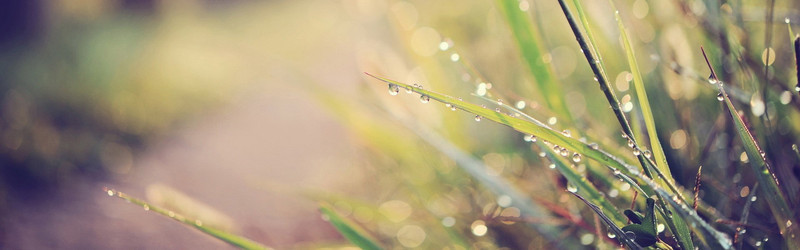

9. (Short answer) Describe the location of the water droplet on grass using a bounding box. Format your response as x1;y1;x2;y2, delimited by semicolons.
708;76;718;84
786;17;791;24
607;231;616;239
571;153;582;163
474;115;482;121
633;148;641;156
548;163;556;169
106;190;115;196
388;84;399;95
420;95;430;103
567;182;578;193
143;205;150;211
717;93;724;101
627;139;635;148
643;150;652;158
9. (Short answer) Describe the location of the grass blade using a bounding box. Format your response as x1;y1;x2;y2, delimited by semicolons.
102;188;271;250
366;73;642;179
319;202;382;250
703;47;800;249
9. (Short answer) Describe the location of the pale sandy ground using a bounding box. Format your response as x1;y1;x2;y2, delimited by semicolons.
4;1;373;248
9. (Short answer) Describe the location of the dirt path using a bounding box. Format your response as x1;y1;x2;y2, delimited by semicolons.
6;82;365;248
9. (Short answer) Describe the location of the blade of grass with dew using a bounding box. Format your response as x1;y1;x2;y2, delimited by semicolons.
704;49;800;248
614;9;674;181
611;5;695;249
102;188;271;250
367;73;646;180
571;192;643;250
495;0;572;121
319;203;382;250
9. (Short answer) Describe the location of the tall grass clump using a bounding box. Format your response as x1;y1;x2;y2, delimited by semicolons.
354;0;800;249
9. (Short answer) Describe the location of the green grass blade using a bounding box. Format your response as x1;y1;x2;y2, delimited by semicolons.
494;0;572;120
610;5;694;250
102;188;271;250
571;192;643;250
367;73;643;179
705;50;800;248
613;9;673;183
319;203;382;250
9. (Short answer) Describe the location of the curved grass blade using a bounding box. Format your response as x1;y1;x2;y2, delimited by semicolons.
102;188;271;250
703;48;800;249
613;8;674;183
319;202;382;250
366;73;643;181
495;0;572;121
609;5;694;249
571;192;643;250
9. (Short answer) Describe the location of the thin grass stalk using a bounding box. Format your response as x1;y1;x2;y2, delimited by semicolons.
703;47;800;249
102;188;271;250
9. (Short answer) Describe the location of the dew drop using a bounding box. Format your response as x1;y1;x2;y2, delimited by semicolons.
495;108;501;112
560;148;569;157
553;145;562;155
388;84;399;95
539;152;546;157
567;182;578;193
788;220;794;227
643;150;652;158
717;93;724;101
168;211;176;218
657;223;666;233
627;139;635;148
474;115;482;122
613;168;621;175
106;190;115;196
589;143;599;150
562;130;571;137
548;163;556;169
572;153;582;163
633;148;641;156
420;95;430;103
405;86;413;94
708;76;718;85
795;84;800;92
524;134;535;142
607;231;616;239
143;204;150;211
786;17;791;24
593;77;599;82
751;196;757;202
497;99;503;105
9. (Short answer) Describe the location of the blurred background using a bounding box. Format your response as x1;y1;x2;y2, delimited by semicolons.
1;0;799;249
